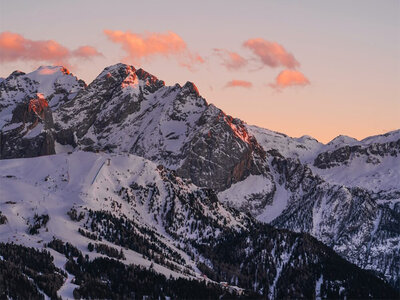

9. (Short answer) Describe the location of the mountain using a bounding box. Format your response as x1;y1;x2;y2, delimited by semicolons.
0;151;396;299
0;64;399;298
0;66;85;159
231;125;400;287
54;63;267;192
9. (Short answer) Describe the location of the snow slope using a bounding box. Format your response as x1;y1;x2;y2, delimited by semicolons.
246;125;323;163
1;151;395;299
0;151;222;297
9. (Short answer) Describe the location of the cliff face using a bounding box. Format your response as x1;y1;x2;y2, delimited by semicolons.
313;140;400;169
176;107;268;191
0;99;55;159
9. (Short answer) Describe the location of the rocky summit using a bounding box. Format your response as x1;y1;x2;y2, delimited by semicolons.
0;64;399;299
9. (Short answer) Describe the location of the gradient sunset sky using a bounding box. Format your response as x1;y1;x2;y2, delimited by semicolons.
1;0;399;143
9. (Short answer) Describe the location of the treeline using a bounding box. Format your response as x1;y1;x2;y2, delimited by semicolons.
195;223;398;299
83;210;188;270
0;242;65;299
46;238;81;258
88;242;125;260
70;256;244;299
45;238;250;299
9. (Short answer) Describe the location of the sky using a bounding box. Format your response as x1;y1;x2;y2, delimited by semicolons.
0;0;399;143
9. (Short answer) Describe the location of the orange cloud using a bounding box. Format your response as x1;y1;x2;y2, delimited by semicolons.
72;46;102;59
104;30;204;69
214;49;248;70
269;70;310;90
225;80;253;88
0;32;101;64
243;38;299;69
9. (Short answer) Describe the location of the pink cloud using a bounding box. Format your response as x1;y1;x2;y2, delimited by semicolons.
214;48;248;70
269;69;310;90
225;80;253;88
0;32;101;65
243;38;299;69
104;30;204;69
179;53;205;71
72;46;102;59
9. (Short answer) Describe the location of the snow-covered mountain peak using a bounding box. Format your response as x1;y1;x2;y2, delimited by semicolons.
0;65;86;136
35;65;71;76
25;66;83;99
0;65;85;110
96;63;137;86
136;68;165;87
326;135;359;149
99;62;134;75
9;70;26;77
296;134;320;144
96;63;165;89
181;81;200;97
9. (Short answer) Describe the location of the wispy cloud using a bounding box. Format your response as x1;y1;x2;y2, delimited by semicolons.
0;31;102;65
72;46;102;59
225;80;253;88
104;30;204;70
214;48;248;70
243;38;299;69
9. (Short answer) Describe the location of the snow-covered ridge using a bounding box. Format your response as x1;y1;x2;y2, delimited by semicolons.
360;129;400;145
1;63;399;292
0;151;396;298
247;125;400;163
246;124;323;163
0;151;245;295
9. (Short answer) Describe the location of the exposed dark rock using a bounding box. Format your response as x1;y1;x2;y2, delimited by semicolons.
314;140;400;169
0;102;55;159
177;108;268;191
270;156;400;287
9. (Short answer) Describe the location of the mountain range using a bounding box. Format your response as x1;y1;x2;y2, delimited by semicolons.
0;64;398;299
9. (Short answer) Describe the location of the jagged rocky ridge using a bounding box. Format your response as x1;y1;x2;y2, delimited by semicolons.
54;63;267;192
0;64;399;296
